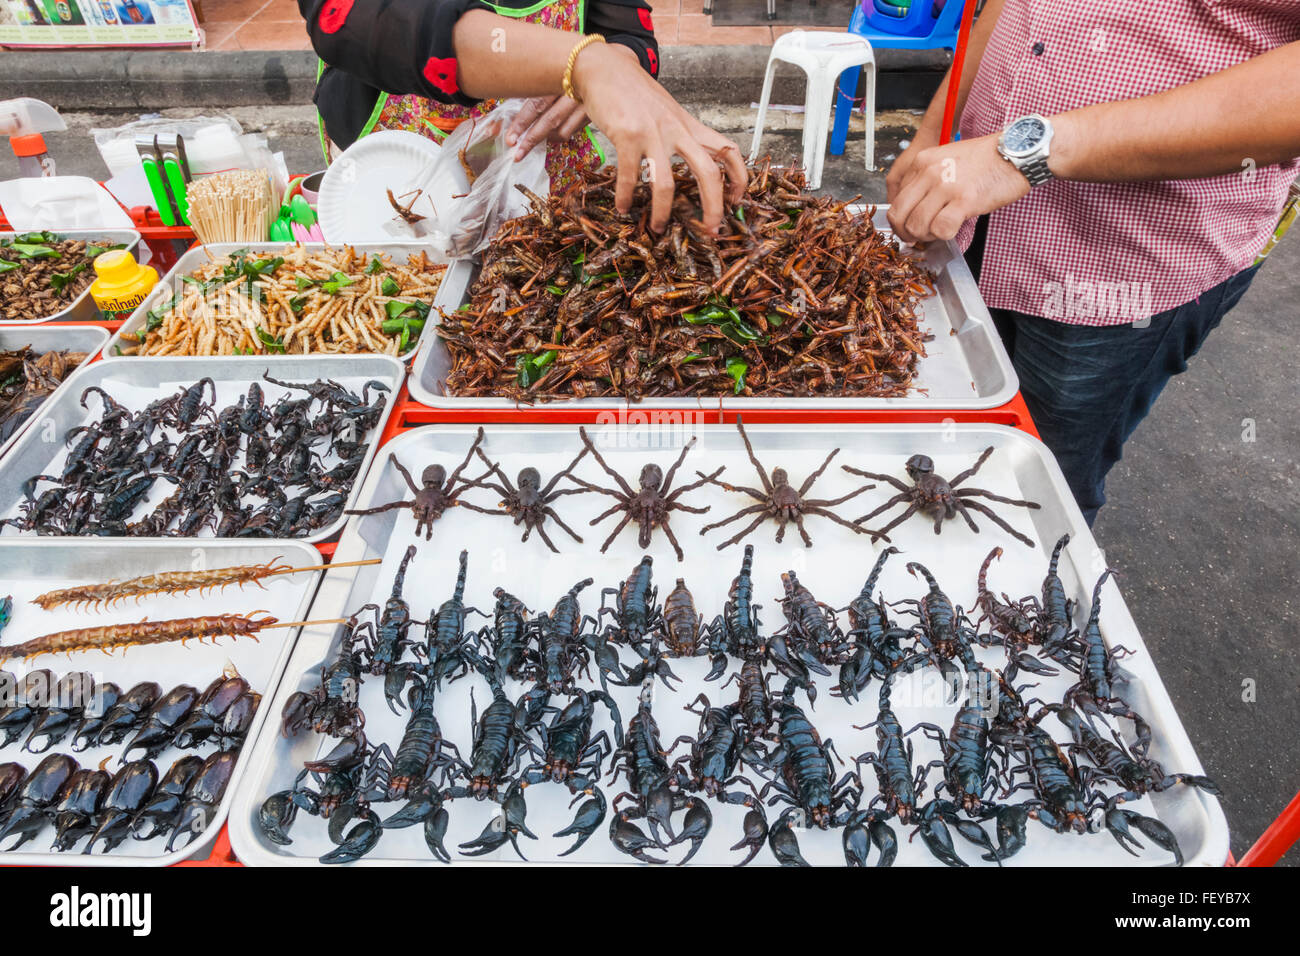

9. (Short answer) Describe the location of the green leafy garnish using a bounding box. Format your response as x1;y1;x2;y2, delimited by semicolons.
290;295;308;313
255;325;286;354
322;270;354;295
295;275;316;290
0;261;18;274
380;276;401;297
49;262;89;293
726;357;748;394
85;242;126;257
365;256;384;274
515;349;558;388
10;243;56;259
547;284;567;295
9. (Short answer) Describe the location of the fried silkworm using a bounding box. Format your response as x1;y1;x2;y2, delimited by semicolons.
30;557;381;611
0;613;280;661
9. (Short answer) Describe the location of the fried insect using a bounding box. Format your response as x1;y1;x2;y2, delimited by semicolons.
436;160;934;401
0;613;279;661
697;419;884;549
568;426;719;562
471;442;590;552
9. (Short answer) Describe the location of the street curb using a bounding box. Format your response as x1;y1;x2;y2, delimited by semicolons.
0;45;947;111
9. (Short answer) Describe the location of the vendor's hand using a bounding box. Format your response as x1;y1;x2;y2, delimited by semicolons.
506;95;589;160
886;133;1030;243
885;124;940;204
574;43;747;234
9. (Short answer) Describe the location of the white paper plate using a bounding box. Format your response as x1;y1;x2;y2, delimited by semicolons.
317;131;450;243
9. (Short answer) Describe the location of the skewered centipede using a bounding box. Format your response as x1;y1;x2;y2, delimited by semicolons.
0;612;280;661
30;558;380;612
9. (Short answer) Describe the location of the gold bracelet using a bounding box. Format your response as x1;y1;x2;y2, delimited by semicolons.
561;34;605;105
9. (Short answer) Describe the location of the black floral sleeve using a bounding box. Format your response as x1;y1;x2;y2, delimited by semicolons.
301;0;661;148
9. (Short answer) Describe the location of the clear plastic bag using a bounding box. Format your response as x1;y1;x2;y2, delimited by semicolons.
400;98;550;257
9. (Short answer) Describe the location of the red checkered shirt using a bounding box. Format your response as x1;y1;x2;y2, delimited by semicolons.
957;0;1300;324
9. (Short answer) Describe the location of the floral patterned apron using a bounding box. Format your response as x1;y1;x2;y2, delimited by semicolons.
333;0;604;196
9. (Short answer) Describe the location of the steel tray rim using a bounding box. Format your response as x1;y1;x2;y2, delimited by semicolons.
100;241;452;364
0;230;143;326
229;421;1226;867
0;354;406;545
0;537;322;867
0;325;111;461
405;208;1020;411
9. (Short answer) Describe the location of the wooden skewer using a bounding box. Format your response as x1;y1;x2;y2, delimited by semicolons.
267;558;382;577
268;618;351;629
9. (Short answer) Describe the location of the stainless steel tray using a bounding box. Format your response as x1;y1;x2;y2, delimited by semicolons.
0;538;322;866
0;325;110;461
230;422;1226;866
102;242;451;361
407;207;1018;410
0;230;142;325
0;355;404;544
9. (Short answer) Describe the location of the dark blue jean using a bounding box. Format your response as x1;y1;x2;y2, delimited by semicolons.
984;266;1259;524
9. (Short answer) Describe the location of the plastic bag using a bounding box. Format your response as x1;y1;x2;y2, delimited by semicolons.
400;98;550;257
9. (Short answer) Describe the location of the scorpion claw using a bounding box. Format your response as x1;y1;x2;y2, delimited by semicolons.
704;654;728;682
842;811;872;867
1107;809;1183;865
257;790;299;846
868;820;898;867
609;814;666;864
554;790;606;857
768;816;811;867
646;784;676;843
424;807;451;863
729;808;768;867
382;782;440;829
668;799;711;865
459;820;520;859
1010;652;1057;677
319;810;382;864
916;815;968;868
982;805;1029;863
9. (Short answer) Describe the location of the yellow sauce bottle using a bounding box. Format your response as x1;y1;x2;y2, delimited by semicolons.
89;249;158;321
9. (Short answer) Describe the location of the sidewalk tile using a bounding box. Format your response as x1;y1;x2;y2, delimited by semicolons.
201;20;245;50
202;0;271;20
676;13;772;44
654;14;679;42
257;0;306;21
231;19;311;49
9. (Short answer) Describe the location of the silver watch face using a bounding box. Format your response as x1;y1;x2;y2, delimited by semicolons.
1003;116;1047;156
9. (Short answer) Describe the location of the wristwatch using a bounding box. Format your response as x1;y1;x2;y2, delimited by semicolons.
997;114;1055;186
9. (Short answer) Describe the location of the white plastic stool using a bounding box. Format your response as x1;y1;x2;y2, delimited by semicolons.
749;30;876;190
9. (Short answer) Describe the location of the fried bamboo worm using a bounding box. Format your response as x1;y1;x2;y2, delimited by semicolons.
0;613;350;661
30;558;382;611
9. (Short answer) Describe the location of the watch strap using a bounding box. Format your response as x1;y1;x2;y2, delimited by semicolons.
1019;156;1053;187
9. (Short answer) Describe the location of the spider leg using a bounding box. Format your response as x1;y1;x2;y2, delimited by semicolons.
960;500;1037;548
712;513;769;550
694;471;767;501
589;497;630;525
671;503;710;514
661;520;687;562
446;427;488;486
792;514;813;548
946;446;996;489
842;465;912;494
599;511;636;553
955;488;1042;510
950;499;980;533
856;502;921;539
774;517;788;544
657;437;698;495
542;506;584;543
578;427;636;496
453;500;500;516
540;444;592;497
665;465;724;501
804;483;876;508
804;507;872;537
734;418;773;494
473;448;516;498
853;492;911;523
796;448;841;496
390;456;421;496
700;503;766;533
534;523;561;554
345;499;413;516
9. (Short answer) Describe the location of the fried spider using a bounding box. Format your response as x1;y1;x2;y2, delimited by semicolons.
696;418;885;549
842;446;1042;548
567;426;720;562
344;427;496;539
471;443;590;553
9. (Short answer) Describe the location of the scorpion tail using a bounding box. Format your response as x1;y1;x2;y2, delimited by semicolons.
1047;533;1070;576
556;787;607;857
1106;808;1183;866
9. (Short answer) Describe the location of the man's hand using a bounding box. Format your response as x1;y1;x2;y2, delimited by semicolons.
506;95;589;160
574;43;747;233
886;133;1029;243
